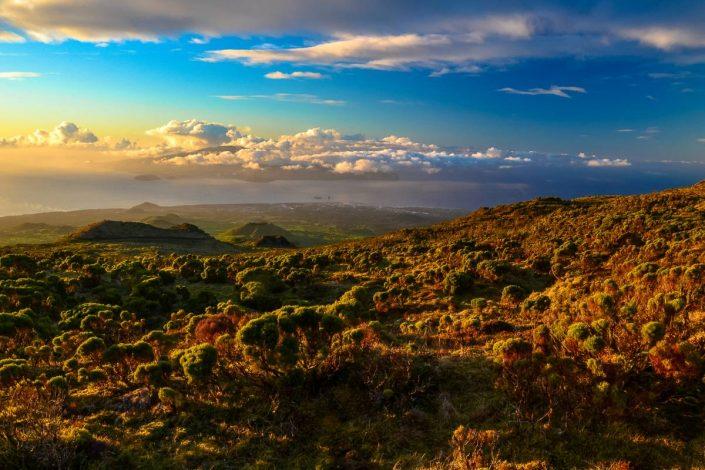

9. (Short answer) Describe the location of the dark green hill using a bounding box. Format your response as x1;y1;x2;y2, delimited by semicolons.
67;220;235;253
140;213;186;228
222;222;294;242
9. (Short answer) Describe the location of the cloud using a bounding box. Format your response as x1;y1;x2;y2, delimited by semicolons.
333;159;390;174
635;126;660;140
498;85;586;98
146;119;244;148
647;71;691;79
585;158;631;167
0;121;98;147
616;129;634;133
135;119;633;179
471;147;502;159
147;120;480;175
0;30;24;43
216;93;345;106
204;33;455;69
620;27;705;50
264;71;325;79
0;117;636;182
0;1;537;43
5;2;705;71
199;15;546;71
0;71;40;80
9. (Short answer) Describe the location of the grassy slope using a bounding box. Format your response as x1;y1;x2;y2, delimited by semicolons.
3;184;705;467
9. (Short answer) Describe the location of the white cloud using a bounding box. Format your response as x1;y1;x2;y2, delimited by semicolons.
200;15;541;71
216;93;345;106
585;158;631;167
471;147;502;159
333;159;390;174
264;71;325;79
148;120;479;175
204;33;454;69
0;30;24;43
0;71;40;80
498;85;586;98
0;118;638;179
0;121;98;147
620;27;705;50
146;119;244;149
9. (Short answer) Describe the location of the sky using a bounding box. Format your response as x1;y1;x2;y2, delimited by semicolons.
2;1;705;214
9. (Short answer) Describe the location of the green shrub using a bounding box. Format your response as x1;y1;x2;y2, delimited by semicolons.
158;386;184;409
583;335;606;353
443;270;474;296
179;344;218;384
501;285;525;304
76;336;106;361
493;338;532;364
566;322;591;341
641;321;666;343
133;361;172;386
46;375;68;393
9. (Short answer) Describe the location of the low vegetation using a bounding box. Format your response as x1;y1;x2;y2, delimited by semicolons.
3;183;705;468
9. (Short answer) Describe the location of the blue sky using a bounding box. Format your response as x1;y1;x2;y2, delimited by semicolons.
2;1;705;213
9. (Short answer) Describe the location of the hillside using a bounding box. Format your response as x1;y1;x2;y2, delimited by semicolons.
0;222;75;245
3;183;705;467
140;213;187;229
225;221;294;240
0;202;462;247
67;220;234;253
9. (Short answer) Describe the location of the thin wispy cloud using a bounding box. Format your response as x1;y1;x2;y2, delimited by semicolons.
264;71;326;80
189;37;210;45
636;126;661;140
0;71;40;80
216;93;345;106
620;27;705;50
498;85;586;98
0;30;24;43
648;71;692;79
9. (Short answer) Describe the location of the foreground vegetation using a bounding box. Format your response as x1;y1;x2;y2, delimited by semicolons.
3;183;705;468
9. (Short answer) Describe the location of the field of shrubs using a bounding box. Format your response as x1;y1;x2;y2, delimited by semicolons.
3;182;705;468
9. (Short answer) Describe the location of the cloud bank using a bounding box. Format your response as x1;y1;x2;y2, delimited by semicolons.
0;121;98;147
134;119;633;179
0;119;634;180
